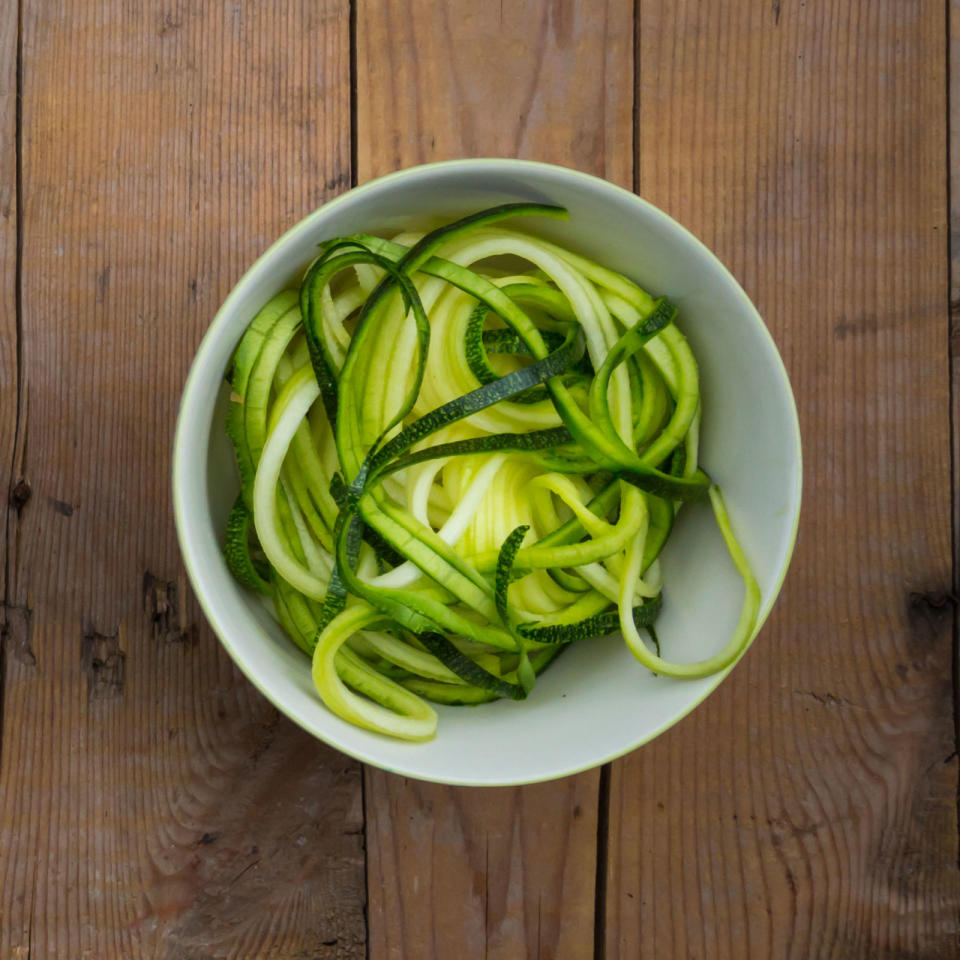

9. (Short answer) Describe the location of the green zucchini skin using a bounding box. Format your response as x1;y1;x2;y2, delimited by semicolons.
418;632;527;700
378;427;575;477
519;594;663;645
464;301;583;404
223;495;272;596
495;525;529;623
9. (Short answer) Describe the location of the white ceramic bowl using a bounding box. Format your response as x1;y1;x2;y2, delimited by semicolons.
173;159;801;786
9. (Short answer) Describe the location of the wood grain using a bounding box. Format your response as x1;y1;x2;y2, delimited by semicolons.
605;2;960;958
0;2;364;958
356;1;633;957
356;0;633;187
365;776;602;960
950;0;960;779
0;0;21;705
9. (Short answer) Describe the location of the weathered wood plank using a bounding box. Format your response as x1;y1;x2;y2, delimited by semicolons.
0;0;21;706
356;0;633;188
606;2;959;957
365;777;602;960
356;1;634;957
0;2;364;957
950;0;960;804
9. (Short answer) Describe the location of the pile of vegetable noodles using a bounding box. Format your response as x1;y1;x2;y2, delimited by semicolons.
224;204;760;742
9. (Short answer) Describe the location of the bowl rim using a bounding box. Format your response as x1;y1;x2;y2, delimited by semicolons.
173;157;803;786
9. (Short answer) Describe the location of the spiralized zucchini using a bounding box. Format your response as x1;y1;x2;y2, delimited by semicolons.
223;204;760;741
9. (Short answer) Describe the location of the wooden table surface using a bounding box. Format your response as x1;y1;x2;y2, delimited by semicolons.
1;1;958;957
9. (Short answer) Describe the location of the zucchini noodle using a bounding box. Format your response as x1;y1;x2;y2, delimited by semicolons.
223;204;760;741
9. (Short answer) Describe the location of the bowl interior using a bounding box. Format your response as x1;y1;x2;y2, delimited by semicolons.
175;161;801;786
